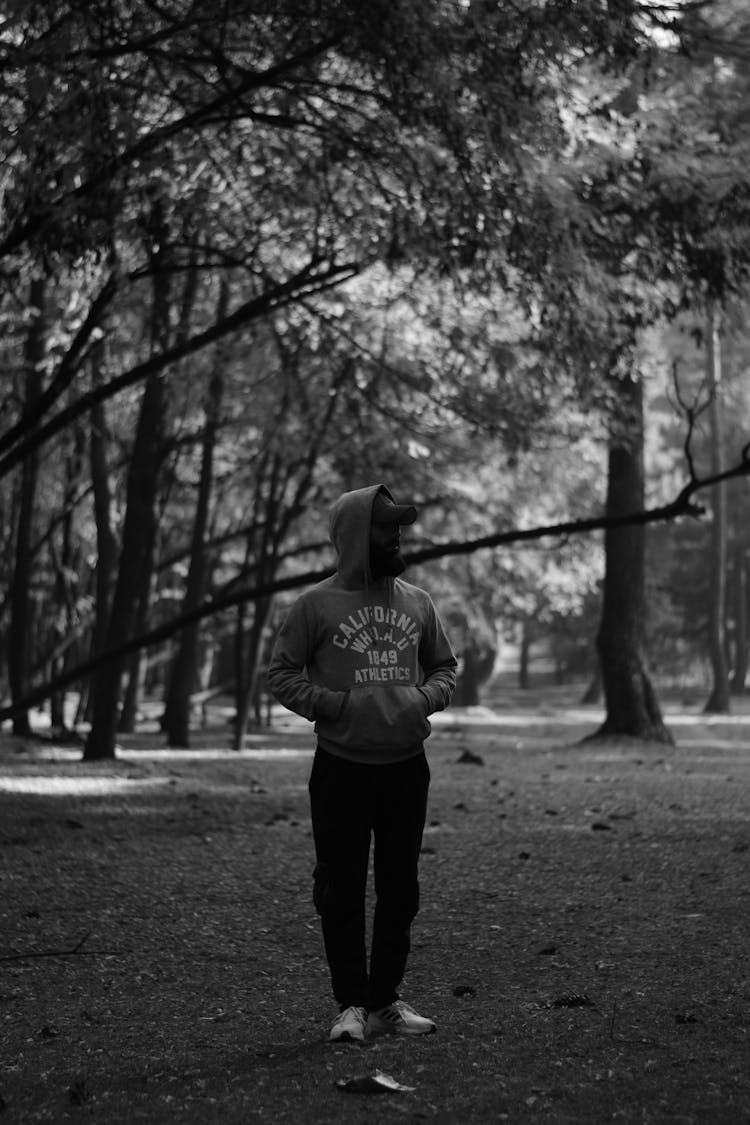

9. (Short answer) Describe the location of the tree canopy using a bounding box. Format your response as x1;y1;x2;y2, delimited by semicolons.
2;0;750;752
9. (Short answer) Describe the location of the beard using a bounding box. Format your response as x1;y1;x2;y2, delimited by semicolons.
370;547;405;579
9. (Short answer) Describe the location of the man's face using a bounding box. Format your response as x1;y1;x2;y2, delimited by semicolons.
369;519;403;578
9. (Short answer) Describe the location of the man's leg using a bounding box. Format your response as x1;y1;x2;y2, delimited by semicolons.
368;752;430;1011
308;748;371;1009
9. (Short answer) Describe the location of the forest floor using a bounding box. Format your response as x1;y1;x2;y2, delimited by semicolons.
1;686;750;1124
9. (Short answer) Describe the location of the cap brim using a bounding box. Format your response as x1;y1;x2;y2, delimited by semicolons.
372;503;417;525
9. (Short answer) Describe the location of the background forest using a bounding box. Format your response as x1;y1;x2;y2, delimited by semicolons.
1;0;750;761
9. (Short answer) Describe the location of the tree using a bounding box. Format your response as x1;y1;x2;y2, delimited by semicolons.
161;284;228;747
703;304;731;711
7;277;47;736
595;368;672;740
5;0;750;751
84;197;174;760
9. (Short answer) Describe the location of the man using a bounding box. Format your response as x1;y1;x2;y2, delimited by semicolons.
267;484;457;1042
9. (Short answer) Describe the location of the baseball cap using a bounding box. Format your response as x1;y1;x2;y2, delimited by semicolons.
371;490;418;525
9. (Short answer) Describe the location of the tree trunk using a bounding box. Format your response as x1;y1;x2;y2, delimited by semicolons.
84;345;118;722
49;422;86;733
84;370;166;759
162;283;227;747
8;277;46;737
580;658;602;704
234;596;274;749
703;305;730;713
730;546;747;694
84;201;171;760
518;620;531;690
594;370;672;743
117;561;155;733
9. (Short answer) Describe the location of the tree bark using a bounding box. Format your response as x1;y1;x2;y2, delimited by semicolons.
594;370;672;742
730;545;747;694
84;200;171;760
117;559;155;733
703;305;730;713
454;639;495;706
234;595;273;749
581;658;602;704
49;421;86;733
83;370;166;758
84;346;118;722
8;277;46;736
518;620;531;690
162;285;226;747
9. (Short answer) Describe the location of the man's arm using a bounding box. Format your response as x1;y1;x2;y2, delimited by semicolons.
418;598;458;713
266;597;348;721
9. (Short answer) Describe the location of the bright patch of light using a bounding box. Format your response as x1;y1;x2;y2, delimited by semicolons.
0;775;170;797
141;748;314;762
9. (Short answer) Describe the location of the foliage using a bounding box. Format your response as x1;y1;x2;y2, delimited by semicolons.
1;1;750;738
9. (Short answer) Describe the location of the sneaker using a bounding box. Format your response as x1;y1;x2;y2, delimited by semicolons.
330;1005;368;1042
366;1000;436;1037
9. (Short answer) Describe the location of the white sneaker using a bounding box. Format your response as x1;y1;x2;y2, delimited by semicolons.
366;1000;436;1036
330;1005;368;1042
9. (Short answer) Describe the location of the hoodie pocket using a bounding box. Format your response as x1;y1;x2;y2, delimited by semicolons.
317;683;431;750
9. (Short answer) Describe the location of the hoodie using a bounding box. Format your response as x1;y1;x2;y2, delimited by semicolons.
266;484;457;764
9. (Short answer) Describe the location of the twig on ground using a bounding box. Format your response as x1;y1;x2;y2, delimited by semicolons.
0;932;123;962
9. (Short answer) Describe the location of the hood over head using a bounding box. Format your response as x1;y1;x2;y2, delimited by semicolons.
329;484;414;587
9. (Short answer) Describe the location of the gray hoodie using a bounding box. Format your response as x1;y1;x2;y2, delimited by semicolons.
266;484;457;764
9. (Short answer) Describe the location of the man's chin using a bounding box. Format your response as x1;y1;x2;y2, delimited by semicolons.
371;551;405;578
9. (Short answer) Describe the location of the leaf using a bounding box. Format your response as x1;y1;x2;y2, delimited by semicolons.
335;1070;415;1094
552;994;595;1009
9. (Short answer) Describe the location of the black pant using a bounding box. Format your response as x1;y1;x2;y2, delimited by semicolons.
308;746;430;1012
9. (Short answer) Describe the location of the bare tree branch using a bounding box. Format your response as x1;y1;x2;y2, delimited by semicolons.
0;258;359;480
1;448;748;726
0;271;118;461
669;356;711;485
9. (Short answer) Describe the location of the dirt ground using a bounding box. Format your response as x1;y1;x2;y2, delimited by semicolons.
1;690;749;1124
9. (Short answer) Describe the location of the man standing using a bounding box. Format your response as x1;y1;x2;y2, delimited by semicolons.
267;484;456;1042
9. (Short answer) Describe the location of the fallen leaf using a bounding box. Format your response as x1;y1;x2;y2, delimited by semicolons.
335;1070;415;1094
552;994;595;1009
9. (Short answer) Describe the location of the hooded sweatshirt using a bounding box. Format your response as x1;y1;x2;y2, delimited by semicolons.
266;484;457;764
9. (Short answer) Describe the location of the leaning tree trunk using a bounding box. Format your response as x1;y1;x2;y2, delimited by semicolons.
84;200;171;760
594;370;672;743
162;282;227;747
703;304;730;713
234;594;275;750
8;277;46;737
83;370;166;759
